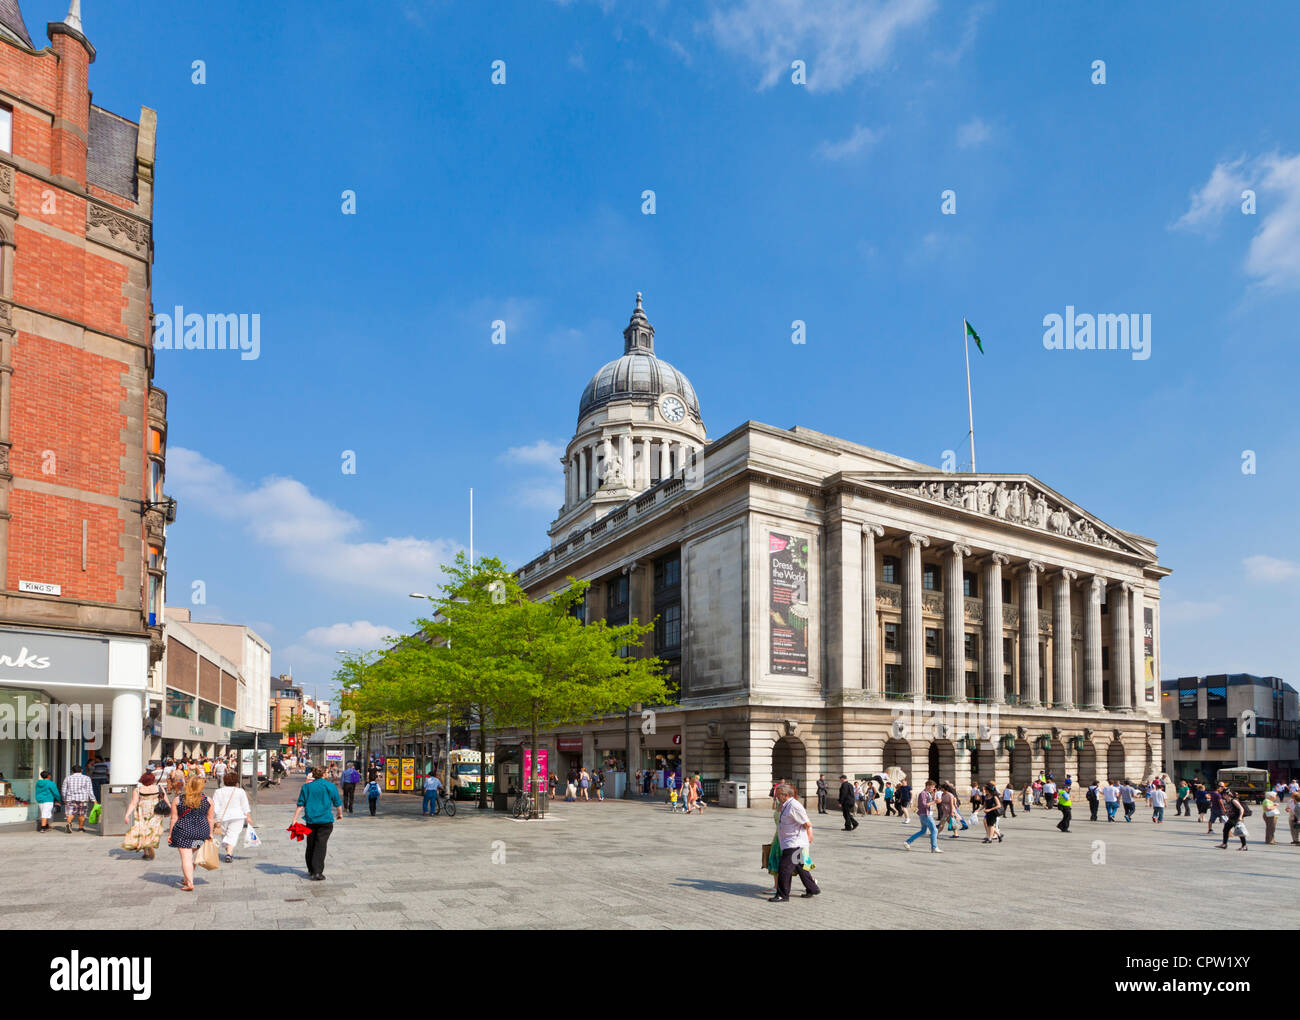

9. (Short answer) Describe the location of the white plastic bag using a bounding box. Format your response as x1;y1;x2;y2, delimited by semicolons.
244;825;261;848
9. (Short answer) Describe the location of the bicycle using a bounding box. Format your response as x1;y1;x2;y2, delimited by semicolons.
432;791;457;817
512;790;537;819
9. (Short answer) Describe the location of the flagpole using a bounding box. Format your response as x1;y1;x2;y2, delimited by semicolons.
963;319;977;473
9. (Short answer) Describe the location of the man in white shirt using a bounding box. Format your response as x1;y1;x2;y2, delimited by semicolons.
1044;779;1058;809
1102;780;1120;821
1149;784;1167;823
1001;784;1016;817
771;784;820;902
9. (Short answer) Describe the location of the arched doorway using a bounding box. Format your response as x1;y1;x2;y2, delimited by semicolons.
771;737;806;797
1106;740;1127;782
1046;744;1065;783
973;748;996;786
928;740;956;784
1011;743;1032;787
1078;742;1099;785
883;738;913;782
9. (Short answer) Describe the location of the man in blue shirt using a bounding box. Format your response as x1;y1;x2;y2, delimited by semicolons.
341;764;362;813
422;770;444;816
291;767;343;880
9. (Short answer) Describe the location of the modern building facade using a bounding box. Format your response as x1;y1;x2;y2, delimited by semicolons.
492;297;1171;804
1161;674;1298;783
158;609;241;761
0;1;164;818
178;616;270;734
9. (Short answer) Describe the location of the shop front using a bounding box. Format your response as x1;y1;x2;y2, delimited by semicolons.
0;627;149;825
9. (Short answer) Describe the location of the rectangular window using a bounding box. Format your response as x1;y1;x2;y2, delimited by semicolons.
884;663;902;694
925;627;939;657
1037;585;1043;610
1102;647;1110;670
965;670;981;700
656;603;681;651
654;554;680;591
1002;579;1011;604
882;556;899;585
925;667;942;698
923;564;941;591
166;689;194;720
1206;683;1227;717
148;545;162;570
148;574;161;627
149;428;163;455
220;707;235;728
606;576;629;610
884;623;899;652
198;700;217;725
963;572;978;598
964;632;979;661
150;459;163;502
0;104;11;154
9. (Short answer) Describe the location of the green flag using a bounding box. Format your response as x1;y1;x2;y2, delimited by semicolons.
965;319;984;354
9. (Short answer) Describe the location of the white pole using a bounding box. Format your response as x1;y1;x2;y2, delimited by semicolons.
964;319;977;473
469;487;474;566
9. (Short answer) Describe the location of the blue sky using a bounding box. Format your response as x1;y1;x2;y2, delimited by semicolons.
50;0;1300;699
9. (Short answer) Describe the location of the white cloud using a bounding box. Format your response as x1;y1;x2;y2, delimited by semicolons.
517;482;566;510
815;124;883;161
1243;554;1300;582
1176;152;1300;291
167;447;462;595
500;440;564;467
955;116;992;149
299;620;401;651
1173;156;1250;232
709;0;937;93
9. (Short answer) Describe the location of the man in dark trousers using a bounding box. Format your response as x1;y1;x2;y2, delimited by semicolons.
838;775;859;830
1056;784;1073;832
816;775;828;814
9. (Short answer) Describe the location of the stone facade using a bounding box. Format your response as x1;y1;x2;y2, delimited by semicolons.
496;300;1171;805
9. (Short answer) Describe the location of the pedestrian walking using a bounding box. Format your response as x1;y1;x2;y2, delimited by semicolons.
422;770;443;816
1119;780;1136;821
770;784;820;901
1207;783;1226;833
1086;780;1100;821
1001;783;1016;818
1217;791;1248;851
1286;791;1300;845
1150;783;1167;824
816;774;828;814
903;780;941;853
212;771;253;863
292;767;343;880
341;764;361;813
1102;780;1120;821
895;778;912;823
60;764;95;833
1194;781;1210;822
121;771;167;860
1032;778;1043;805
364;776;382;816
883;782;895;816
34;770;61;833
983;783;1004;842
865;781;879;815
579;768;591;802
1261;790;1279;845
1056;784;1073;832
1043;778;1058;810
836;775;858;831
168;774;214;892
1176;778;1191;816
1021;783;1033;812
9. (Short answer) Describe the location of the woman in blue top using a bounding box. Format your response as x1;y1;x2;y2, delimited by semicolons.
292;767;343;880
34;770;61;833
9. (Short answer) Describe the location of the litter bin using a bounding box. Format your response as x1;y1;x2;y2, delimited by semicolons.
98;786;133;837
720;780;748;808
732;781;748;809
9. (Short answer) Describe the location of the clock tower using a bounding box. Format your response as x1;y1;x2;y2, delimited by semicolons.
549;294;707;544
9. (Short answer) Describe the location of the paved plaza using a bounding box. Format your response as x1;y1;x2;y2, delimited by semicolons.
2;780;1296;930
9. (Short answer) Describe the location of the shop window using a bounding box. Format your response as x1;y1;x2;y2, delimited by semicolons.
198;700;217;724
167;689;194;720
220;707;235;728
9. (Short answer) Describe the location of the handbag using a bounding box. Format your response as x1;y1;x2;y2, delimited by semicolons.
154;793;171;816
87;803;102;825
761;842;772;869
195;838;221;870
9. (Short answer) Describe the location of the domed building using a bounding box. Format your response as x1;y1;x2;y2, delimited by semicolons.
550;294;707;543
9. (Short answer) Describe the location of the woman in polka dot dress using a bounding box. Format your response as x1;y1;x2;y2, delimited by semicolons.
169;774;214;892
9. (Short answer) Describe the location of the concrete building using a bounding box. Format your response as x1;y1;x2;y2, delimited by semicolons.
491;296;1171;804
158;610;241;760
1161;674;1298;783
177;615;271;734
0;1;165;819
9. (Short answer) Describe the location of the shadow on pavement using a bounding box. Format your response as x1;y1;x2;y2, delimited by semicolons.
670;877;774;899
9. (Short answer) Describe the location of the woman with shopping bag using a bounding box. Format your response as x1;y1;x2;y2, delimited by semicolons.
169;773;215;891
211;771;253;864
121;771;168;860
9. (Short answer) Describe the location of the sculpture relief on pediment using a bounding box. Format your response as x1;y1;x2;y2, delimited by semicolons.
892;479;1127;551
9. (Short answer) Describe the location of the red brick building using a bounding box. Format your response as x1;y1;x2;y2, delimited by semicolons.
0;0;166;811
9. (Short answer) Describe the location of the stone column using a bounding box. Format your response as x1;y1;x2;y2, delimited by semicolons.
618;434;631;480
1018;561;1044;706
599;437;612;487
1083;575;1105;711
110;689;145;785
1052;570;1077;707
903;534;929;696
944;543;971;702
825;520;862;695
1130;585;1145;707
1110;581;1132;710
659;439;670;480
984;553;1009;703
861;524;884;696
640;437;652;488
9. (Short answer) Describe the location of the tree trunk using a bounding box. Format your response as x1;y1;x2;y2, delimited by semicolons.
478;706;490;810
530;700;540;819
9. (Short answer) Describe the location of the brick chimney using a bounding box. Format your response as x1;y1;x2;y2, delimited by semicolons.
46;0;95;188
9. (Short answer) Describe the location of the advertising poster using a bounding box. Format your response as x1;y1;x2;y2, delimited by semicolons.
325;749;343;765
768;532;809;676
401;757;416;791
523;747;548;793
1143;607;1155;701
385;758;400;791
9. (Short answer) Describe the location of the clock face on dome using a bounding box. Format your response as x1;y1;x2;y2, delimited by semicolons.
659;394;686;423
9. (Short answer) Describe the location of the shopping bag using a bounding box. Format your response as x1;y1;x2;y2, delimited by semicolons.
761;843;772;870
87;803;102;825
243;826;261;849
195;838;221;870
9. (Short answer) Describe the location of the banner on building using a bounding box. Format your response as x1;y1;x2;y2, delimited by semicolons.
1144;607;1155;702
768;532;809;676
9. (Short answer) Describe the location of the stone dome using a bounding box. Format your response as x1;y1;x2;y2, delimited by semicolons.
576;294;702;424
